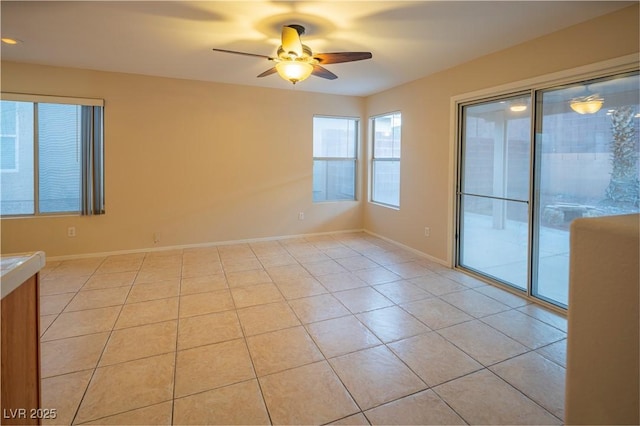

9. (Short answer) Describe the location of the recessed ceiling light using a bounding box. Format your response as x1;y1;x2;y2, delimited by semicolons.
1;37;21;45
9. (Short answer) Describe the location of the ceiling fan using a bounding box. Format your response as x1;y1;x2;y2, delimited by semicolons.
212;24;372;85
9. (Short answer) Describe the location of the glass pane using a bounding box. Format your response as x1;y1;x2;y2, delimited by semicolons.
0;101;35;215
372;160;400;207
38;103;81;213
313;117;357;158
1;101;17;134
534;72;640;307
460;195;529;290
462;95;531;200
458;95;532;291
313;160;355;202
373;113;401;158
1;136;17;170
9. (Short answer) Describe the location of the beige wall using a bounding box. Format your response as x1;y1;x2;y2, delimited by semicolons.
364;4;639;263
1;4;638;259
565;214;639;424
0;65;364;257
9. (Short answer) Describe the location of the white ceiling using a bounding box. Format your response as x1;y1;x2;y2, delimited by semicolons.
1;1;634;96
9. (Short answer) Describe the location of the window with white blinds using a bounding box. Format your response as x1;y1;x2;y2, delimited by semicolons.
0;94;104;216
313;116;358;202
371;112;401;208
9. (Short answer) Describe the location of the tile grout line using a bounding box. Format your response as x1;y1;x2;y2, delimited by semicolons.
486;366;565;423
66;255;136;425
312;235;437;424
234;242;277;425
169;251;185;426
300;254;368;424
276;236;379;423
427;313;566;422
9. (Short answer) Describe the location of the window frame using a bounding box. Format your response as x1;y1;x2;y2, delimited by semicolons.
312;115;359;203
0;104;19;173
370;111;402;209
0;92;105;218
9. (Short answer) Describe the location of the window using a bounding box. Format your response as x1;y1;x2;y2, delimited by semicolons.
371;112;401;207
0;94;105;216
313;116;358;202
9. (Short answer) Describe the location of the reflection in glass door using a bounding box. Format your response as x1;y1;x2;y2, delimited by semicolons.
458;95;532;291
533;72;640;307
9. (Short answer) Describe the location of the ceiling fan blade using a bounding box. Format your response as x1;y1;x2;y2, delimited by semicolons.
211;48;273;60
257;67;278;78
311;65;338;80
314;52;372;64
281;25;303;58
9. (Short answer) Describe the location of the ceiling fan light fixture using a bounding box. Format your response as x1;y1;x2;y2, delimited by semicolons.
212;24;371;85
1;37;20;45
276;60;313;84
510;104;527;112
570;94;604;114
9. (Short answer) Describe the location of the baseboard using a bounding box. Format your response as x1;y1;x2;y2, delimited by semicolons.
47;228;453;266
363;230;450;267
46;228;367;262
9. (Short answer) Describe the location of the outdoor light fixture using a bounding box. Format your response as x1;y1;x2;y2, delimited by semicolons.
275;60;314;84
570;94;604;114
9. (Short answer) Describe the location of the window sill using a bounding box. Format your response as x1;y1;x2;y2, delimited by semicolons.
368;201;400;211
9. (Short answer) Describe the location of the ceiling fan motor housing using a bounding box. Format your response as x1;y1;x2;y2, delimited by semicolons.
286;24;306;36
277;45;314;61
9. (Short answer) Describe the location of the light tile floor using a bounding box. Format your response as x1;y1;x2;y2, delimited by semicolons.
38;232;567;425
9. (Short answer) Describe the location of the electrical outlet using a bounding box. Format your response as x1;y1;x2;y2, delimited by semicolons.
424;227;430;237
67;226;76;237
153;232;161;244
298;212;305;220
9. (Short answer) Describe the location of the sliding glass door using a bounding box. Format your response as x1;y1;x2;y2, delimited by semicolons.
457;71;639;308
458;94;532;291
532;72;640;307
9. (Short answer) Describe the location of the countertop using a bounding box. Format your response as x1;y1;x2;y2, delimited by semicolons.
1;252;46;299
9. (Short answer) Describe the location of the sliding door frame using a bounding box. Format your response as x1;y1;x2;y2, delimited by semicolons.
449;54;639;313
456;90;534;295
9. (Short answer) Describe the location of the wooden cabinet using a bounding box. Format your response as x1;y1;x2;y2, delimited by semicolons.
1;273;41;425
